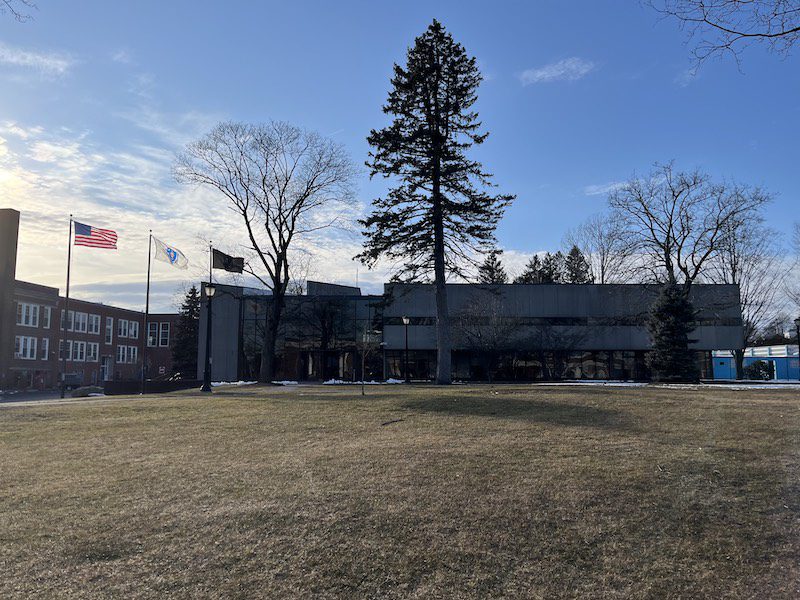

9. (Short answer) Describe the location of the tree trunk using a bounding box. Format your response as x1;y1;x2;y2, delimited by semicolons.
432;164;451;384
734;348;745;380
259;294;284;383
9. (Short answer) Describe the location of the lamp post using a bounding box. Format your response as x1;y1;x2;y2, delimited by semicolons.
200;283;216;393
402;316;410;383
795;317;800;381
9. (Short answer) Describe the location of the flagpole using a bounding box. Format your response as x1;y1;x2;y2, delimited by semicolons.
60;215;73;399
141;230;152;395
201;241;214;392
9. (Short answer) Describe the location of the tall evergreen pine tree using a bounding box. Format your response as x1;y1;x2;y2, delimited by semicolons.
359;19;514;384
477;249;508;284
514;255;545;283
646;284;699;382
564;245;593;283
540;251;565;283
172;286;200;378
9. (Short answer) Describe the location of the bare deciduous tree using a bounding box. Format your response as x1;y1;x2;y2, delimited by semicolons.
650;0;800;63
789;223;800;311
175;121;356;382
563;214;635;284
608;162;770;290
1;0;35;21
708;219;786;377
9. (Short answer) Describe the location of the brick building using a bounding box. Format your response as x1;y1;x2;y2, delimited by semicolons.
1;208;180;391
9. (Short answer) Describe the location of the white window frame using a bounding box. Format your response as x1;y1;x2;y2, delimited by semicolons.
87;342;99;362
14;336;37;360
159;322;170;347
116;345;126;364
42;306;51;329
148;322;159;347
40;337;49;361
129;320;139;340
16;302;39;327
88;314;101;335
126;345;138;364
73;341;86;362
61;310;75;332
105;317;114;345
74;312;88;333
118;319;129;338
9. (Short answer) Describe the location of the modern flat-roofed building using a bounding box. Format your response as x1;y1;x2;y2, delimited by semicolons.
199;280;744;382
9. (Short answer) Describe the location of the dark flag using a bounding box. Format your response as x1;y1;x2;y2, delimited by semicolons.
212;248;244;273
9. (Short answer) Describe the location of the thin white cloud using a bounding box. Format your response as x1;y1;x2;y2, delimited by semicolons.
519;57;596;85
583;181;625;197
674;68;698;88
112;49;134;64
0;121;43;139
0;42;74;75
0;110;379;309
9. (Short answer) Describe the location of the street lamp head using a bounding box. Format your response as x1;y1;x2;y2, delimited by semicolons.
205;284;216;298
402;316;410;325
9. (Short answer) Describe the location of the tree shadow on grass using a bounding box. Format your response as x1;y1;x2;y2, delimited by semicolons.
401;397;633;430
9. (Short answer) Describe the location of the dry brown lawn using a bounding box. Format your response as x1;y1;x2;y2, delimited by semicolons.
1;383;799;599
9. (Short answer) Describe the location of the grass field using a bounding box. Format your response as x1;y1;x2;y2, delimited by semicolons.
1;384;799;599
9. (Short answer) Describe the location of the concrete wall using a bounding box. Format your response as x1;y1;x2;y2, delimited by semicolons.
382;283;744;352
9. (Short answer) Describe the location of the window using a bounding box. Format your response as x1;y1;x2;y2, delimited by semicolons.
42;306;51;329
16;303;39;327
148;322;158;347
74;312;88;333
126;345;138;364
40;337;49;360
87;342;99;362
105;317;114;345
159;322;170;347
88;314;101;335
73;341;86;362
118;319;129;338
14;336;37;360
129;320;139;340
61;310;75;331
59;340;77;361
116;345;126;364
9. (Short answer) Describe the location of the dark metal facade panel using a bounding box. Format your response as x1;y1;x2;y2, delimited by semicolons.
382;283;743;351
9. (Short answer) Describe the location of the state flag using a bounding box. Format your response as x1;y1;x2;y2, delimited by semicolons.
153;237;189;270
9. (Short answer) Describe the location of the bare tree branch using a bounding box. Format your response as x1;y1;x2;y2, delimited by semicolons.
1;0;35;21
174;121;356;381
608;162;771;290
649;0;800;65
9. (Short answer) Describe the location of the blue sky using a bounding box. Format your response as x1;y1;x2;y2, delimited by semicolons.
1;0;798;310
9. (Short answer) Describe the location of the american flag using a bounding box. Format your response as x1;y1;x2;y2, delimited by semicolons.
73;221;118;249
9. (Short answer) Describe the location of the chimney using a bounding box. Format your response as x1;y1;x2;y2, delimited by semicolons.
0;209;20;389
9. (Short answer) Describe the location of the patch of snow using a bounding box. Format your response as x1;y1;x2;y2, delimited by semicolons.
87;393;106;397
536;380;800;390
537;381;649;388
323;379;403;385
211;381;258;387
272;381;299;386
